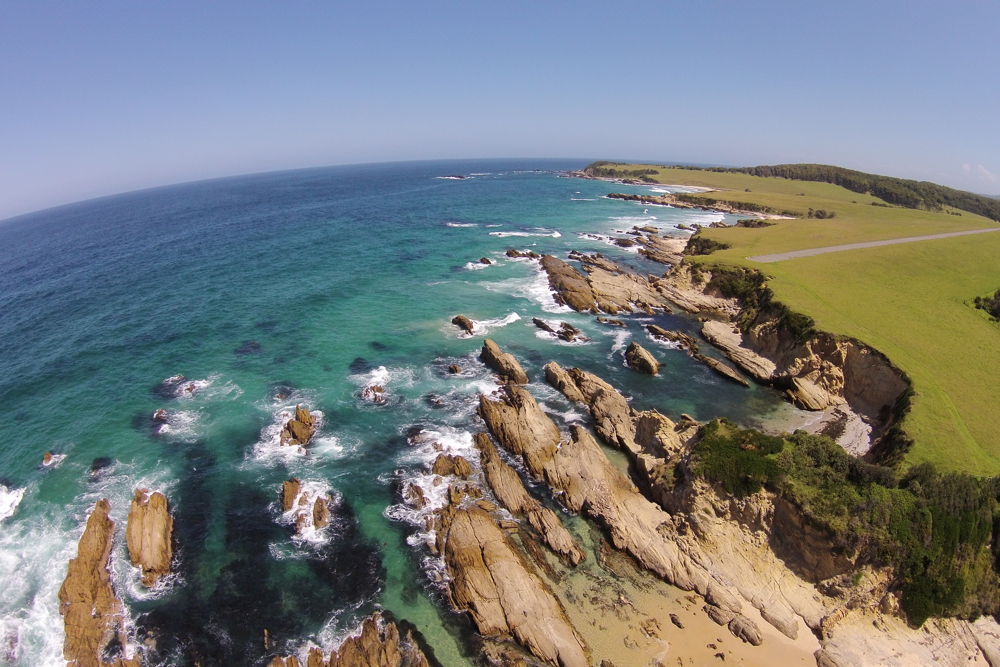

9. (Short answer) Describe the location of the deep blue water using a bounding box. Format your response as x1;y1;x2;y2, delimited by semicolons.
0;159;794;666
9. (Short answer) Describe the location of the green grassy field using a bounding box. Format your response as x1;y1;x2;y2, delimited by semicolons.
601;164;1000;475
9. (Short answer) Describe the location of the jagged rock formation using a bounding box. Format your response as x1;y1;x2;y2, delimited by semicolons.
126;490;173;587
624;341;660;374
596;316;626;327
654;265;741;317
532;318;588;343
505;248;540;259
451;315;475;334
436;504;588;667
59;499;141;667
268;612;431;667
280;405;317;446
474;432;585;565
281;478;334;533
480;339;529;385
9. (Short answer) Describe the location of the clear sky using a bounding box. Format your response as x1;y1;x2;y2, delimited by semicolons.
1;1;998;221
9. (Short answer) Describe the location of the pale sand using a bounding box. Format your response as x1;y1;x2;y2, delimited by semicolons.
515;514;820;667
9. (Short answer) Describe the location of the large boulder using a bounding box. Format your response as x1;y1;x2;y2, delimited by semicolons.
451;315;475;334
280;405;316;446
59;499;141;667
478;386;561;478
480;339;529;385
126;489;174;587
625;341;661;375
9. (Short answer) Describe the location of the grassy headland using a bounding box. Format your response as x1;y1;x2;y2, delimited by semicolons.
585;162;1000;475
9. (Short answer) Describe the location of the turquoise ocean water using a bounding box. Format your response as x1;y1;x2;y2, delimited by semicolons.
0;159;794;666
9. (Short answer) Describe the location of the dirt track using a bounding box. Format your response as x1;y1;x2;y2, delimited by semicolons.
747;227;1000;263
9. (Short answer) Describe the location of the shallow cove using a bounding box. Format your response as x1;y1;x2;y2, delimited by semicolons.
0;159;803;666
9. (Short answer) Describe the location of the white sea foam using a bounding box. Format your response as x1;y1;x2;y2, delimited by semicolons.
435;176;465;180
481;266;572;314
162;373;242;402
570;198;594;201
445;222;478;228
275;479;341;547
605;328;632;360
488;229;561;238
462;261;491;271
471;312;521;336
484;224;503;228
40;453;66;468
155;409;200;440
0;486;24;522
0;510;82;666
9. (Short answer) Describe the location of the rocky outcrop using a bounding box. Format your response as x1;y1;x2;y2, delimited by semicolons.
645;324;748;386
281;478;334;533
596;316;626;327
474;432;585;565
702;316;909;432
505;249;540;259
59;499;141;667
480;339;529;385
693;353;750;387
126;490;173;587
431;454;473;479
451;315;475;334
539;255;597;312
701;320;776;382
269;612;431;667
624;342;660;375
437;504;588;667
280;405;317;446
477;386;561;478
653;265;741;317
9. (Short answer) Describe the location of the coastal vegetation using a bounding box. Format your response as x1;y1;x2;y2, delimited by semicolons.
687;419;1000;628
589;162;1000;475
973;289;1000;320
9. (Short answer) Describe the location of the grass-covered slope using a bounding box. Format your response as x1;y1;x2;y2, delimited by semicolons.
585;163;1000;475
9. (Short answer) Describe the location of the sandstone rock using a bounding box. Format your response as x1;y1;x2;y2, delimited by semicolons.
531;317;556;333
625;342;660;375
728;614;763;645
440;505;588;667
282;478;302;512
312;496;331;529
361;384;386;403
646;325;699;353
478;386;560;478
480;339;529;385
280;405;316;446
272;612;431;667
506;249;539;259
596;317;626;327
447;364;462;374
479;257;492;264
403;483;426;510
451;315;475;334
585;267;672;314
59;499;141;667
152;409;168;423
126;489;173;587
704;604;736;626
431;454;473;479
701;321;776;382
539;255;597;312
43;451;53;466
693;354;750;387
556;322;586;342
654;266;740;317
474;432;585;565
543;362;587;405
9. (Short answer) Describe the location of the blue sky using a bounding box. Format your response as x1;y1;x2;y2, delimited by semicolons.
1;1;997;220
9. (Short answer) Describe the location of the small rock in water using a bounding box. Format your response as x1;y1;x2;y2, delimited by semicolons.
625;341;661;375
362;384;386;403
448;364;462;374
532;317;556;333
479;257;492;264
152;408;168;423
597;316;627;327
451;315;475;334
42;451;53;466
